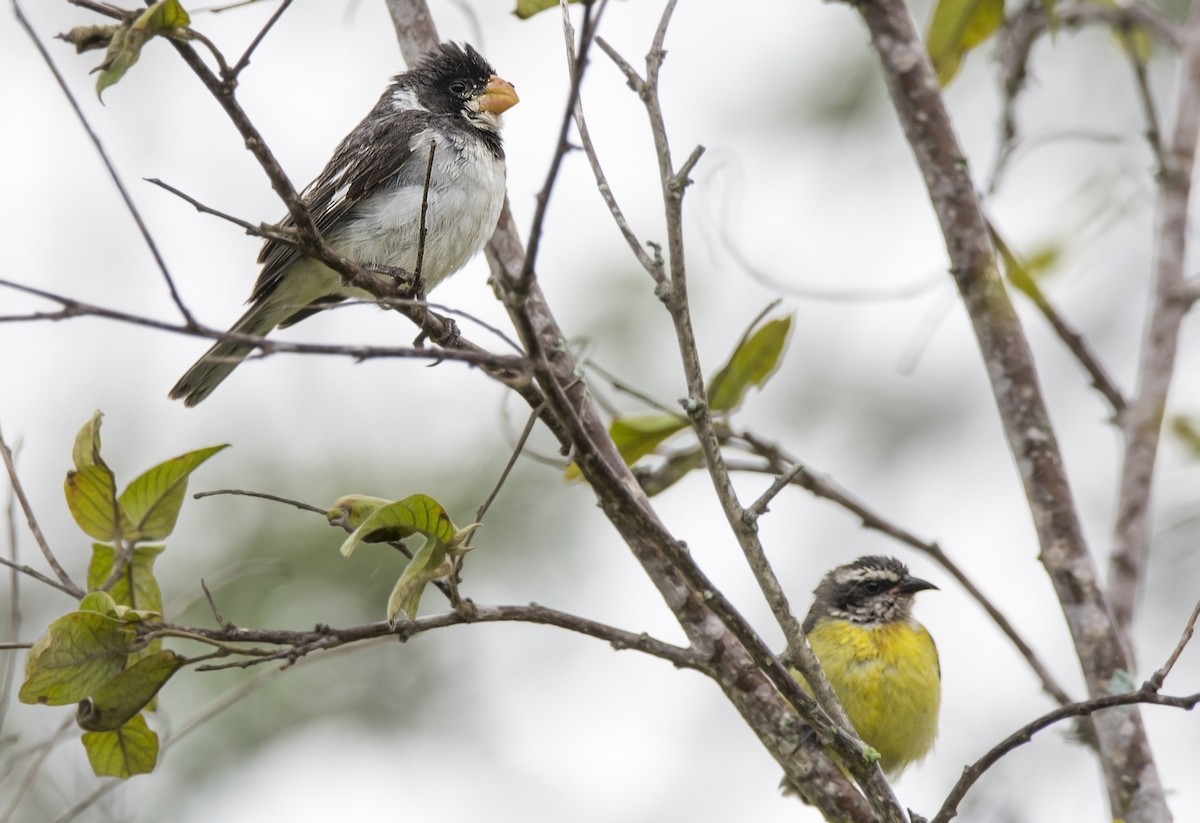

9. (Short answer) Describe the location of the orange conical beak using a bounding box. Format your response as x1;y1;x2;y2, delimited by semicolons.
477;75;519;114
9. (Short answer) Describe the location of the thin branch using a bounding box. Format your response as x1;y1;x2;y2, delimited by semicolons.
14;0;195;325
560;1;661;282
228;0;292;78
0;716;74;823
515;0;601;293
603;10;909;820
932;604;1200;822
988;224;1127;418
0;463;22;735
0;276;529;375
729;434;1076;709
193;488;326;515
1109;0;1200;646
145;603;709;673
0;425;84;599
851;0;1166;812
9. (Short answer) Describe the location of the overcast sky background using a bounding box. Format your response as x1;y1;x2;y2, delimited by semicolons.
3;0;1200;821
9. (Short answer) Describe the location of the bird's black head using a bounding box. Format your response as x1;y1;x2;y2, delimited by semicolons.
804;555;937;630
396;42;518;131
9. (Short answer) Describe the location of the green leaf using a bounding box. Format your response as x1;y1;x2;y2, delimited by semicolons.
65;413;133;542
387;537;452;626
708;314;793;413
94;0;191;100
611;414;690;465
76;651;184;732
514;0;581;19
19;612;135;706
925;0;1005;86
119;444;227;541
72;411;105;471
327;495;397;541
1170;416;1200;458
337;494;455;558
65;464;125;542
81;713;158;778
79;590;121;617
88;544;165;616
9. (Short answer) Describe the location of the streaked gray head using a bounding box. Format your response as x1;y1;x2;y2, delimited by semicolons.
804;555;937;631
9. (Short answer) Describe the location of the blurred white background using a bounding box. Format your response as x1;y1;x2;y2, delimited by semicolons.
2;0;1199;821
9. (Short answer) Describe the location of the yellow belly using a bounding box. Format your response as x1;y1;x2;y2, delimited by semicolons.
800;618;940;775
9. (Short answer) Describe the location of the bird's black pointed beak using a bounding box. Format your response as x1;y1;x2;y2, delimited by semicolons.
894;575;938;595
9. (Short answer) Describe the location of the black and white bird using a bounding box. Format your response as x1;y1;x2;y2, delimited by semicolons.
170;42;518;406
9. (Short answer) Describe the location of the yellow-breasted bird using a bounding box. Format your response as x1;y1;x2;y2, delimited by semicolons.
789;555;940;784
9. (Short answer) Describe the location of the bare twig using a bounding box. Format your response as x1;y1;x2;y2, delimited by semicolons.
0;425;84;599
729;433;1076;709
1109;2;1200;647
560;0;661;282
14;0;195;325
0;468;21;735
0;276;528;375
193;488;326;514
228;0;292;78
988;224;1127;418
932;604;1200;822
515;0;601;293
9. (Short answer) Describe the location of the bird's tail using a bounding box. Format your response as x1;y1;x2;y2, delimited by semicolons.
169;301;281;407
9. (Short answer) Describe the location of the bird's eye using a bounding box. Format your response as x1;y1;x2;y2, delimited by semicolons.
449;80;470;96
860;580;886;596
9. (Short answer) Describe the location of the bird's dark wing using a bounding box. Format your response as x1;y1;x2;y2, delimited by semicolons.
249;105;438;304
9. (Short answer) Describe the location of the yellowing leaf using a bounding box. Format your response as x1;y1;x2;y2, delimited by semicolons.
387;538;452;626
514;0;581;19
93;0;191;100
327;495;395;539
337;494;455;558
19;612;134;706
81;713;158;778
926;0;1006;86
119;444;227;541
76;651;184;732
65;413;134;541
78;590;121;617
708;314;793;413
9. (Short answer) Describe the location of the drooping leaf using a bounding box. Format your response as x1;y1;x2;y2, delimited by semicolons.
81;713;158;778
72;411;105;471
926;0;1006;86
119;444;227;541
19;612;135;706
65;413;133;542
327;495;399;541
514;0;582;19
708;314;793;413
57;23;123;54
94;0;191;100
338;494;455;558
76;651;184;732
386;538;452;626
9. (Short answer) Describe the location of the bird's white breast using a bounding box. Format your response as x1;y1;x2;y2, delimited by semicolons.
331;126;506;292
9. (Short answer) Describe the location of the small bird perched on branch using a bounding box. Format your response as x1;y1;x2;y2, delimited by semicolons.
170;42;518;406
785;555;940;791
